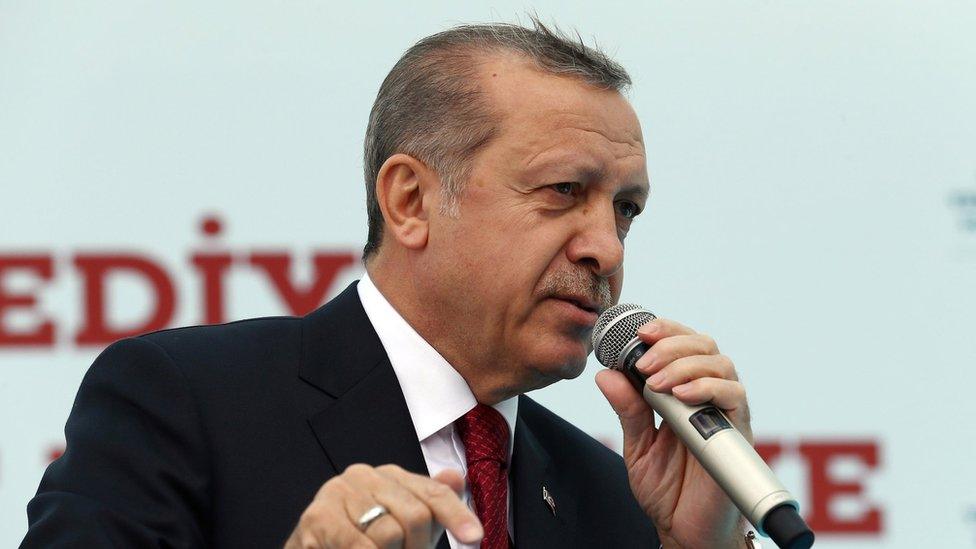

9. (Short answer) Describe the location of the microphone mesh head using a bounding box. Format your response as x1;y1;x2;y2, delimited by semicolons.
591;303;656;368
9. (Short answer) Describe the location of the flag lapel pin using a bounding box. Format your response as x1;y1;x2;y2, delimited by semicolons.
542;485;556;515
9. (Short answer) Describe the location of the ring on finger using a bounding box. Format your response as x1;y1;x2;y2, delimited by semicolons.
356;504;389;532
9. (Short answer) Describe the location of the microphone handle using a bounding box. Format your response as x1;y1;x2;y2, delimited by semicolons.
617;341;814;549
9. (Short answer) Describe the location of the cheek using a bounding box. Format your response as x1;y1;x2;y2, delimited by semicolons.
450;201;576;299
481;225;564;277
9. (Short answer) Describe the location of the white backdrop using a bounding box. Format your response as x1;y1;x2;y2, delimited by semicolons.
2;1;975;546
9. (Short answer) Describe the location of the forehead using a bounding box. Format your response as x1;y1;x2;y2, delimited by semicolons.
475;53;646;182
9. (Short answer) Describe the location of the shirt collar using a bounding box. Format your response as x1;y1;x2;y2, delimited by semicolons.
357;274;518;449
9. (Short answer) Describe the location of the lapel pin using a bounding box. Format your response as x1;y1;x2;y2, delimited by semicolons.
542;485;556;515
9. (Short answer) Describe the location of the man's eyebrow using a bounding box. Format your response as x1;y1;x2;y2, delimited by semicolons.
524;150;603;177
618;183;650;202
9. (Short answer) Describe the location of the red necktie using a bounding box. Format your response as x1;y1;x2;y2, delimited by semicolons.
455;404;510;549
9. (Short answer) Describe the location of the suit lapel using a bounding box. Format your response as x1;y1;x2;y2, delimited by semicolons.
299;283;428;476
511;396;577;547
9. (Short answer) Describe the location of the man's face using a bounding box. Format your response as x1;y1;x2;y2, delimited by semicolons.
420;54;648;397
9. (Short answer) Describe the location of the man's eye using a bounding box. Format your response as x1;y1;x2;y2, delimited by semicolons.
616;201;642;220
551;182;576;195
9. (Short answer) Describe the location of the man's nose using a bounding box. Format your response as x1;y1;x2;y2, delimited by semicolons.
565;203;624;278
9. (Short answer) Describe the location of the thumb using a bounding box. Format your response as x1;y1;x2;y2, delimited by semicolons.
595;369;657;449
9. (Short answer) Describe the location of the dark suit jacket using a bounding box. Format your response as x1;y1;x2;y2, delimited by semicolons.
23;283;659;548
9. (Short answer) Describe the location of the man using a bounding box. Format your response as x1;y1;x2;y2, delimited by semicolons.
24;20;753;548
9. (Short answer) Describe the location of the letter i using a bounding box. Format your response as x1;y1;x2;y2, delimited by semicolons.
190;214;233;325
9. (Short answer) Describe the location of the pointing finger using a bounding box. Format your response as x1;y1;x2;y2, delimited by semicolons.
634;333;722;375
378;466;483;545
636;317;696;344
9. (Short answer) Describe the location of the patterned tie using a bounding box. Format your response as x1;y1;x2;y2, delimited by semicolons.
455;404;510;549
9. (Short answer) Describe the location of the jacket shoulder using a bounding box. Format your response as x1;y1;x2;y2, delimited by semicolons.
132;315;298;376
138;315;301;361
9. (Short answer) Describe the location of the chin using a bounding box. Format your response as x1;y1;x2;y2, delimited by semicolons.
517;361;587;395
557;357;588;379
531;351;589;383
517;333;591;387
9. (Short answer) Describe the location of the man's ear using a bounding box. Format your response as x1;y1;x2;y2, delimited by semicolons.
374;153;438;251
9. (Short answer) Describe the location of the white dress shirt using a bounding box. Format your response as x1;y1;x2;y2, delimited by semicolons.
357;274;518;548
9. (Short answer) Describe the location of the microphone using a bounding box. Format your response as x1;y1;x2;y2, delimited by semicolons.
592;303;814;549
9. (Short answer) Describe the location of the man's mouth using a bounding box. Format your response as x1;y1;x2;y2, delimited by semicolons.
551;295;603;319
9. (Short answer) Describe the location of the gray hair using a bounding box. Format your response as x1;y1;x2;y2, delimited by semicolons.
362;17;631;259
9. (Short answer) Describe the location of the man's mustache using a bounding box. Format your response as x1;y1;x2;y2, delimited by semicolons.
539;269;613;314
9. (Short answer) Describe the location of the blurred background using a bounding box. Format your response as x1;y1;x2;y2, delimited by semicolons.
2;1;974;546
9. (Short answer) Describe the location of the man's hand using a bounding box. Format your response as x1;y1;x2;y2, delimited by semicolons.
595;317;751;549
284;464;483;549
